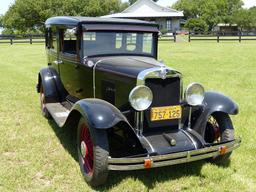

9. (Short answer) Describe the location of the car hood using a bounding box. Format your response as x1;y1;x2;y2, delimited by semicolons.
91;56;178;78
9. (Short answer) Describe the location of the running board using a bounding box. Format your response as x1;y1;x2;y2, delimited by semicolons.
45;103;70;127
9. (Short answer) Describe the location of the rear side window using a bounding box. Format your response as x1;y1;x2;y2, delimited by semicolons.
46;27;57;52
51;27;57;52
45;28;50;48
60;28;77;55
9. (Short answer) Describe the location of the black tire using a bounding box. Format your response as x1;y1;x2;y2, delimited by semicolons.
204;113;234;163
39;85;51;119
77;117;109;187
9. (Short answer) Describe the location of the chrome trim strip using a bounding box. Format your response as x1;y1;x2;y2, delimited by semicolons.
93;60;102;98
138;135;155;154
180;129;198;149
139;111;144;135
137;66;181;86
93;58;114;98
107;138;241;170
135;111;140;134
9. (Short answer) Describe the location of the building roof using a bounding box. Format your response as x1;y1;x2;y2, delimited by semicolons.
217;23;238;27
45;16;157;26
103;0;183;18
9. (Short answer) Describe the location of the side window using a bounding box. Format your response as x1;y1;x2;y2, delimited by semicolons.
60;28;77;54
51;27;57;52
45;28;50;48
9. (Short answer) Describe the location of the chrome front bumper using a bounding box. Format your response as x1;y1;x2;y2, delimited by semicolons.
108;138;241;171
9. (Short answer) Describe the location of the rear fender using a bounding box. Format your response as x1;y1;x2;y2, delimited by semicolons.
37;67;67;103
192;91;238;137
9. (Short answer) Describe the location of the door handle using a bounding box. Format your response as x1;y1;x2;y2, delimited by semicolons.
53;60;63;64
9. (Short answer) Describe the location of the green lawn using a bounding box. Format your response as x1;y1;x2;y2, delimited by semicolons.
0;41;255;191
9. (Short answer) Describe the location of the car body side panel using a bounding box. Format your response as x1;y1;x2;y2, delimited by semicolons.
192;91;239;137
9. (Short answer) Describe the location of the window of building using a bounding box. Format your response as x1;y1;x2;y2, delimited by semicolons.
166;19;172;31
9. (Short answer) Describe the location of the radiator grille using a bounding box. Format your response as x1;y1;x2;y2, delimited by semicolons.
144;77;181;131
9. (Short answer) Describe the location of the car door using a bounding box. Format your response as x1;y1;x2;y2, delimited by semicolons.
58;27;81;100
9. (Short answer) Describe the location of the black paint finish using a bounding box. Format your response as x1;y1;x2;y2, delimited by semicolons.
71;98;129;129
192;91;239;137
39;16;240;162
38;67;67;103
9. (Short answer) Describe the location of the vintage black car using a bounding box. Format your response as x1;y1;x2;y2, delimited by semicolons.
37;16;241;186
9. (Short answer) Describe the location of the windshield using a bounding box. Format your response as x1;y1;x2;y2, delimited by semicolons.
83;31;155;57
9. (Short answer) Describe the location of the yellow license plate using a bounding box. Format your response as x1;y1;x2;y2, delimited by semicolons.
150;105;182;121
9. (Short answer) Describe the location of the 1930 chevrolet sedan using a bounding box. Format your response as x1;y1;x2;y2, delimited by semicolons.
37;16;241;186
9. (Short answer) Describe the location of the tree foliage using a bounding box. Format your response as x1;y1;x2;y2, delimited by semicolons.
2;0;126;33
173;0;244;31
184;18;208;33
233;7;256;30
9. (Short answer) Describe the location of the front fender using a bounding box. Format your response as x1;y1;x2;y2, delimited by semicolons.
192;91;238;136
70;98;129;129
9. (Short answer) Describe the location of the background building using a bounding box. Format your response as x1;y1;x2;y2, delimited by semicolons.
103;0;184;33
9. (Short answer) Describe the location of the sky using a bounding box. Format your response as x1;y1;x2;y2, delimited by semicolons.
1;0;256;15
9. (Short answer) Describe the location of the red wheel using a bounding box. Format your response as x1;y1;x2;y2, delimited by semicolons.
205;113;234;163
79;124;94;176
77;118;109;186
39;85;51;118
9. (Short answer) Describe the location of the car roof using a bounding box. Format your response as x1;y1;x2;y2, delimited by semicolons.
45;16;158;27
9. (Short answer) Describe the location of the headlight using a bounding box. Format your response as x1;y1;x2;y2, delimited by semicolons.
129;85;153;111
185;83;205;106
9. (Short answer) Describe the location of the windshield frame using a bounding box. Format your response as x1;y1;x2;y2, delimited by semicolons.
81;30;158;59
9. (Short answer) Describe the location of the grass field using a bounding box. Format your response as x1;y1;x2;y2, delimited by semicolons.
0;41;255;192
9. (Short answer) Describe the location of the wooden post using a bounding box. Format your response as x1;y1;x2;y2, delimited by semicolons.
174;31;176;43
188;31;191;42
29;34;32;44
217;32;220;43
239;31;242;43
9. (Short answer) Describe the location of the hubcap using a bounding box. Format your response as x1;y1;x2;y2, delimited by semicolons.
80;141;88;158
40;88;46;112
80;124;93;175
206;116;221;143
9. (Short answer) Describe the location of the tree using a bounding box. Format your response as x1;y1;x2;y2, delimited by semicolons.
184;18;208;33
0;15;3;27
173;0;243;30
249;7;256;28
2;0;127;33
233;7;256;30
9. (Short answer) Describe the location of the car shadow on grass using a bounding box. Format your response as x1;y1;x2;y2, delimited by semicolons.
48;119;78;162
47;119;231;190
